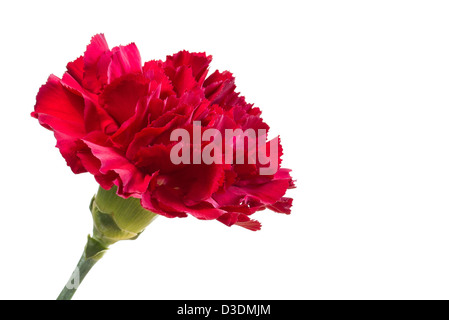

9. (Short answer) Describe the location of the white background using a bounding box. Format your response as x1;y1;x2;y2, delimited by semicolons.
1;0;449;300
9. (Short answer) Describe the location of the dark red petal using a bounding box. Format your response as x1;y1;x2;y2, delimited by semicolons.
165;51;212;84
32;75;87;173
267;197;293;214
275;168;296;189
230;178;291;205
141;198;188;219
108;43;142;83
204;70;235;103
143;60;175;98
100;74;149;124
66;56;84;84
61;72;119;135
204;69;234;87
126;125;171;160
170;66;198;97
219;205;252;215
147;186;225;220
217;212;261;231
235;216;262;231
110;96;151;150
33;75;85;133
83;141;150;197
84;99;119;134
77;147;101;175
54;131;86;174
133;144;180;174
213;187;244;207
76;138;119;190
95;171;119;190
83;34;110;93
169;164;225;206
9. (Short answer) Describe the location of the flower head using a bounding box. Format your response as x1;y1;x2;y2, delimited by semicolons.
32;34;295;231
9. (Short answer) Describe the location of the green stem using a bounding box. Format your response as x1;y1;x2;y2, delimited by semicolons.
57;253;97;300
57;235;109;300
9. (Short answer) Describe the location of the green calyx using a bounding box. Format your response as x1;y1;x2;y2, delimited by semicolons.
89;185;158;247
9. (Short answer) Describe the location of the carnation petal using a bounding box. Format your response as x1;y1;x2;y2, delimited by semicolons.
100;74;149;124
33;75;85;132
217;212;261;231
32;75;89;173
267;197;293;214
108;43;143;83
66;56;84;84
83;141;150;197
170;66;198;97
143;60;175;98
165;51;212;84
231;179;291;205
146;186;225;220
61;72;119;135
54;131;87;174
171;164;225;205
83;34;110;93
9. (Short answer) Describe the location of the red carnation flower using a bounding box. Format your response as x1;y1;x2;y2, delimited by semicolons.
32;34;294;231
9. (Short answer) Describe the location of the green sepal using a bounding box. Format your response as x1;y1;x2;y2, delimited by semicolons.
84;235;109;261
92;205;139;246
89;185;158;247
